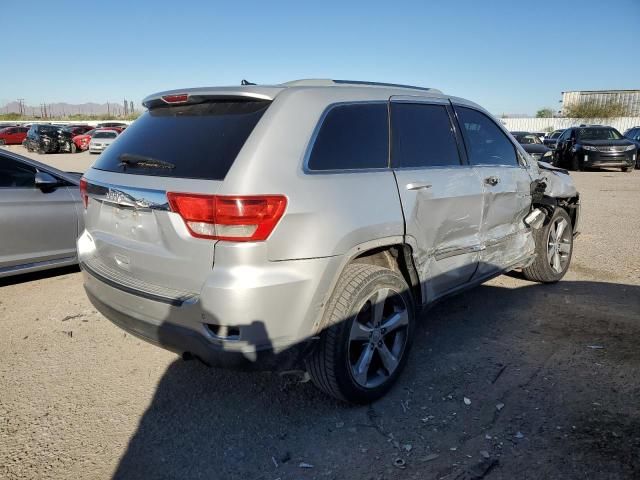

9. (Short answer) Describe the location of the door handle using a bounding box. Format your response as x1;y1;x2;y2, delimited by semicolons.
406;182;432;191
484;176;500;186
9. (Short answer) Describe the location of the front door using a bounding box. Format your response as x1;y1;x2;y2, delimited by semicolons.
453;105;533;278
390;97;484;302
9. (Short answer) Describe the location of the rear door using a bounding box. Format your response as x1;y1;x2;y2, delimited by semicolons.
390;97;484;301
0;154;78;271
453;105;533;278
81;99;270;296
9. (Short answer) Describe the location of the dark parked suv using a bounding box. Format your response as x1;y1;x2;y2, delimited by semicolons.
553;125;636;171
23;124;62;153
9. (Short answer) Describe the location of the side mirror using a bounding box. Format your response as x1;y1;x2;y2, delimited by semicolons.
35;171;60;192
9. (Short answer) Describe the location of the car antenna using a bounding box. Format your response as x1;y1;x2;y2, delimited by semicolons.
241;79;256;85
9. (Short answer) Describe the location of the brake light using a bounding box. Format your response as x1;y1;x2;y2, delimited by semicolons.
166;193;287;242
79;177;88;208
161;93;189;104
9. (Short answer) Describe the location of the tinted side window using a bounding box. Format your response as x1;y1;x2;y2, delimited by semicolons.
0;155;36;188
391;103;461;168
308;103;388;170
456;107;518;166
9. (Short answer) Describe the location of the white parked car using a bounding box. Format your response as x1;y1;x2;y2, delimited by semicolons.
89;129;119;154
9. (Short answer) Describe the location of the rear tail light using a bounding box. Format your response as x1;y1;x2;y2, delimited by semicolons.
166;193;287;242
79;177;88;208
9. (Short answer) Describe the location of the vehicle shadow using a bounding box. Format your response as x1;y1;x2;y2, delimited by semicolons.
0;265;79;287
111;279;640;479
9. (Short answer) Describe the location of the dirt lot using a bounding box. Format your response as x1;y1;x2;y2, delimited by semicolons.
1;145;639;479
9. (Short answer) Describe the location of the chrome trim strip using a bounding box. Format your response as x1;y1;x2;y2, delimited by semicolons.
434;244;484;261
86;179;169;211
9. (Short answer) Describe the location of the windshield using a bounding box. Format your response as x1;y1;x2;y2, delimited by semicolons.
577;128;623;141
514;133;542;144
93;131;117;139
551;130;563;139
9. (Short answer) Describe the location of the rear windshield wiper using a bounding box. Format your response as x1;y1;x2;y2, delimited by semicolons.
118;153;175;169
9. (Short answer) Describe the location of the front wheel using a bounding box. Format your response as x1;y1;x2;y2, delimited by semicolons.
623;166;633;173
523;208;573;283
306;264;415;403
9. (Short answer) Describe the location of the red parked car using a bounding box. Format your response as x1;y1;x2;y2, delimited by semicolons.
72;127;122;151
0;126;29;145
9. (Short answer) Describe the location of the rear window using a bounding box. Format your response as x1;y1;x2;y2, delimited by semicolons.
307;103;388;171
93;131;117;139
92;100;270;180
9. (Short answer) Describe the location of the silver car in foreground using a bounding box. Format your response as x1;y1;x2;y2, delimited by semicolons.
0;149;83;277
78;80;580;402
89;129;119;154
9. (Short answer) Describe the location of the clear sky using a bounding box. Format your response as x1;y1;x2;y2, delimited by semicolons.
2;0;639;115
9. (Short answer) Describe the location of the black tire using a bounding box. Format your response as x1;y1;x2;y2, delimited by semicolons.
306;264;415;403
522;208;573;283
70;143;77;154
0;140;5;146
623;166;633;173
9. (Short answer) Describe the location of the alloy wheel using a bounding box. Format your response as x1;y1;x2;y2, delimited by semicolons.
348;287;409;389
547;217;571;274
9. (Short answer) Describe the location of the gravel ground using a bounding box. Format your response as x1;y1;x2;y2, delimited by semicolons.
1;146;639;479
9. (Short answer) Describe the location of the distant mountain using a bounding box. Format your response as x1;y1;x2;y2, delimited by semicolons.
2;100;137;117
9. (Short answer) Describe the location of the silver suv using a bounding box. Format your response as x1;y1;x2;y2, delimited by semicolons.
79;79;580;403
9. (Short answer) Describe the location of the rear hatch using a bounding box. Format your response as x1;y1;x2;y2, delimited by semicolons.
82;98;271;299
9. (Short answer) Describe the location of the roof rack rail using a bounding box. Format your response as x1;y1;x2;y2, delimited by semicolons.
281;79;441;93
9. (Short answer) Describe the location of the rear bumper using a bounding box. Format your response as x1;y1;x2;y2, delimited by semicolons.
84;283;311;370
79;239;342;370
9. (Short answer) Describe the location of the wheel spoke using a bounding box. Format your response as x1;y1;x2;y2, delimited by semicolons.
558;241;571;254
380;310;409;335
377;342;399;374
353;344;374;385
350;321;372;342
372;288;389;326
552;252;561;273
556;219;567;240
549;226;557;243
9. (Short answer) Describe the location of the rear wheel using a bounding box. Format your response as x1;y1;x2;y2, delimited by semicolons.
306;264;415;403
623;166;633;172
522;208;573;283
70;143;77;154
0;139;5;145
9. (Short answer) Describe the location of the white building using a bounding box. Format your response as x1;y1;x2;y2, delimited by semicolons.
561;89;640;116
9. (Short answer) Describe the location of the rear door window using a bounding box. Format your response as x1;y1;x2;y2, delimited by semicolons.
92;100;270;180
307;103;388;170
390;103;462;168
456;107;518;166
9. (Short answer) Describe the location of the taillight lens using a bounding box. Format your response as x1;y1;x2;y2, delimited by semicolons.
79;177;88;208
166;193;287;242
161;93;189;104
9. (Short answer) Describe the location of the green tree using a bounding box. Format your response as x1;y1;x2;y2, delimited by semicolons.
564;100;629;119
536;108;554;118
